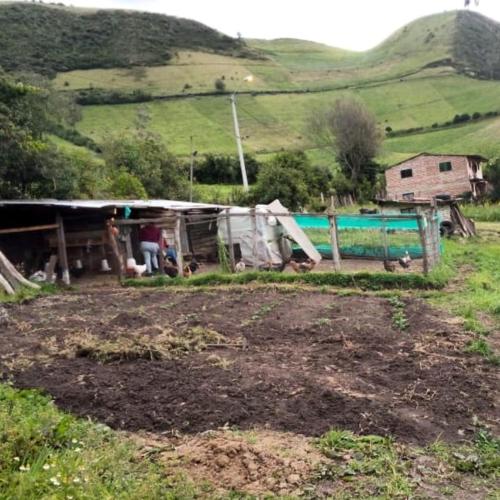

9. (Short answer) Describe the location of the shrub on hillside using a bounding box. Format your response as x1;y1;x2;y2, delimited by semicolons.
453;113;471;124
214;79;226;92
76;89;153;105
195;154;261;184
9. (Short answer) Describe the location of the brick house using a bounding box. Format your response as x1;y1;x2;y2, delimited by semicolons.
385;153;488;200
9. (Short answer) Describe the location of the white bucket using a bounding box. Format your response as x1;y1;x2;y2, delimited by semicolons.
101;259;112;272
75;259;83;269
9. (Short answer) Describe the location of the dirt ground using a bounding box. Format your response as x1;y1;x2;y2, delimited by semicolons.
0;287;497;447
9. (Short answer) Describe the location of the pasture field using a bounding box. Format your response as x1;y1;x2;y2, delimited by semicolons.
76;73;500;163
0;224;498;498
53;12;459;95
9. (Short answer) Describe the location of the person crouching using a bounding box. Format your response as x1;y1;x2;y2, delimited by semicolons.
139;222;161;276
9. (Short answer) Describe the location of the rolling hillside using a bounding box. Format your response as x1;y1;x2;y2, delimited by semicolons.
2;3;500;169
51;10;500;95
0;2;256;75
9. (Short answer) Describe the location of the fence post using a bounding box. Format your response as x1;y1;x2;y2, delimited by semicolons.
224;208;236;272
56;213;71;285
327;212;341;271
250;208;257;268
174;213;184;276
381;216;389;261
417;215;429;274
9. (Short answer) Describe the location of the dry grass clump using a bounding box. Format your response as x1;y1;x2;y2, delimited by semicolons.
70;326;227;363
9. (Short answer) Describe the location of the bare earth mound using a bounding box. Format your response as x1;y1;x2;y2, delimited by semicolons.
0;288;497;445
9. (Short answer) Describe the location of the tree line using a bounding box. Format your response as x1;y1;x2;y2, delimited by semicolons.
1;72;498;207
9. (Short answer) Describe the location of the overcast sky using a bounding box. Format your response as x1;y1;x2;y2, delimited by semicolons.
54;0;500;50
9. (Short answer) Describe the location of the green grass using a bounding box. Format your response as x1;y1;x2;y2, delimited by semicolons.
316;430;413;498
461;203;500;222
0;383;198;499
192;183;243;204
125;270;446;291
55;11;500;96
425;224;500;361
76;74;500;161
0;283;59;304
315;428;499;498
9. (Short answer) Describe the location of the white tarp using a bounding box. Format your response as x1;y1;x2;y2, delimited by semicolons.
267;199;322;263
217;200;321;267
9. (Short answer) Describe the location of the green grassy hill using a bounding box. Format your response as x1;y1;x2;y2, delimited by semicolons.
2;4;500;170
75;72;500;164
0;2;255;75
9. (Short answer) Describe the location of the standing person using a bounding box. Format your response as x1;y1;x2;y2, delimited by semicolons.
139;222;161;276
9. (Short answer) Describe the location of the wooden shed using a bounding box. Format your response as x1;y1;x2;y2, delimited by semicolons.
0;199;229;284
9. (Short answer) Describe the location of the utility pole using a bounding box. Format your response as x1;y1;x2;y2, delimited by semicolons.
189;136;197;202
230;92;249;191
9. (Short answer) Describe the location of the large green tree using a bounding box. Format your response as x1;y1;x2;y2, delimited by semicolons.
308;97;383;196
250;151;330;210
103;133;188;200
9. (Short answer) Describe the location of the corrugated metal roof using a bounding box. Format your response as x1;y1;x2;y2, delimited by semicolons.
0;199;229;211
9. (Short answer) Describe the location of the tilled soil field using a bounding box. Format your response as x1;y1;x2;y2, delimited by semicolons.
0;287;497;445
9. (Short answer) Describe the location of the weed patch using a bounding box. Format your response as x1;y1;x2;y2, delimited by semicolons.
0;383;197;499
389;296;409;331
126;270;446;291
466;338;500;366
316;430;413;498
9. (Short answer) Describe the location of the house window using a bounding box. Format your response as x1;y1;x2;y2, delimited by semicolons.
400;168;413;178
400;207;416;214
402;192;414;200
439;161;452;172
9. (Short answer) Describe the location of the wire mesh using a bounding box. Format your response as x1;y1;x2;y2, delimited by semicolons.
295;214;426;260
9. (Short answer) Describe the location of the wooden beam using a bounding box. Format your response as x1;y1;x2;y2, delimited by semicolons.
106;220;124;282
0;250;40;292
56;214;70;285
0;272;15;295
114;216;175;226
224;209;236;272
327;213;341;271
417;215;429;275
174;213;184;276
0;223;58;235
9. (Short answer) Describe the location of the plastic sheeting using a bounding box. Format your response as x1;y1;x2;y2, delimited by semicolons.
217;205;291;267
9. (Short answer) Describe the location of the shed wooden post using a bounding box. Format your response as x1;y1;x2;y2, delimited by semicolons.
381;216;389;261
106;220;124;282
174;213;184;276
327;212;341;271
56;213;70;285
250;208;257;268
224;209;236;272
417;215;429;275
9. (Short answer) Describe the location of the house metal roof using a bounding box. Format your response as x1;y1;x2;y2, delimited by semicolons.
386;152;488;170
0;199;229;211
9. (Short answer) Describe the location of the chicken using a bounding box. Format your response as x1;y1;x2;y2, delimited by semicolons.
183;265;192;278
235;259;246;272
187;257;200;274
289;259;316;273
133;264;147;278
70;267;85;279
164;261;178;278
383;260;396;272
398;251;412;269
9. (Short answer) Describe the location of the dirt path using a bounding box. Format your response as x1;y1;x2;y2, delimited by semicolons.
0;287;497;445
